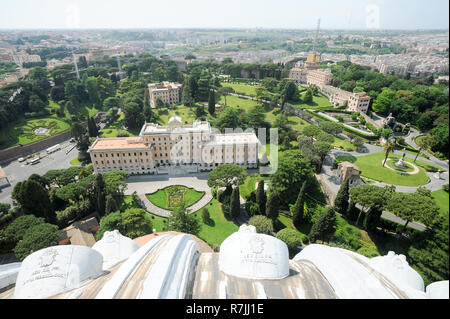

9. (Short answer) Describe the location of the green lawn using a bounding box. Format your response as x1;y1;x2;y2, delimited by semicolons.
218;95;260;110
239;174;270;199
290;92;333;108
192;199;240;249
0;116;71;149
146;185;205;211
431;189;449;217
155;104;199;125
123;194;238;250
222;82;258;96
70;157;82;166
350;152;430;186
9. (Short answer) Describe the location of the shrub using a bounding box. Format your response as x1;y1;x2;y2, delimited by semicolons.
443;184;449;193
249;215;273;234
276;228;302;251
202;208;211;224
14;223;60;261
356;246;380;258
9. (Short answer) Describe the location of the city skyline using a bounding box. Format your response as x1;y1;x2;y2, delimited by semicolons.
0;0;448;30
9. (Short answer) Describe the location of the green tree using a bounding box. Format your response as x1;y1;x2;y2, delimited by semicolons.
208;89;216;115
269;150;314;208
349;185;388;226
182;76;195;106
14;223;60;261
276;228;302;252
214;107;241;132
11;180;55;224
0;215;45;253
202;208;211;224
93;173;106;216
303;89;313;104
87;116;99;137
266;192;280;220
292;181;306;228
105;195;119;215
167;203;201;236
386;193;439;234
308;207;336;243
207;164;247;188
255;180;266;215
120;208;153;239
230;186;241;219
218;86;235;107
249;215;273;234
334;178;350;215
382;139;396;167
414;134;432;163
123;101;144;130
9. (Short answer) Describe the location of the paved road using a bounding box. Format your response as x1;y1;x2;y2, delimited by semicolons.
404;128;449;171
319;145;448;232
0;141;79;205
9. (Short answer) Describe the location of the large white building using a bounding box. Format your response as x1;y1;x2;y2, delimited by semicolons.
88;116;260;175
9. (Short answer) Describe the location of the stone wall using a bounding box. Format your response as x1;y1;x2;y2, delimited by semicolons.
0;130;71;164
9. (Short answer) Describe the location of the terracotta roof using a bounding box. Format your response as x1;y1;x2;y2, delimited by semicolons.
90;137;151;151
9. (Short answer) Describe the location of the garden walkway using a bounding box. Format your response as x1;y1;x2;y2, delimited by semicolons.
125;174;213;217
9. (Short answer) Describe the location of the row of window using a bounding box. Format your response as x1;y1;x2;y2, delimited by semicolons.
94;152;148;158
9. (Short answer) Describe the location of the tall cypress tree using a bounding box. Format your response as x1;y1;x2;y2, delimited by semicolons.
182;76;194;107
308;207;336;243
266;192;280;220
230;186;241;219
293;181;306;228
208;89;215;115
334;178;349;215
256;180;266;215
105;195;119;215
94;173;106;216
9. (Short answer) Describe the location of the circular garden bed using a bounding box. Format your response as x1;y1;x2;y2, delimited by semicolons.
145;185;205;211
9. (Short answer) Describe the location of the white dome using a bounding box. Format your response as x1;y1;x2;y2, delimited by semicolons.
426;281;449;299
14;245;103;299
369;251;425;292
218;225;289;280
92;230;139;270
294;244;425;299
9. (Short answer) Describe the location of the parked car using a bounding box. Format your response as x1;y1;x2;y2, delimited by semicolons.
18;157;25;162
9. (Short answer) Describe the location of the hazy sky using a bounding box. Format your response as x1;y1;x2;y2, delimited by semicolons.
0;0;448;30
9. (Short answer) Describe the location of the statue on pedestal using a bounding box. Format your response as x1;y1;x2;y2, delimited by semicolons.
395;153;407;168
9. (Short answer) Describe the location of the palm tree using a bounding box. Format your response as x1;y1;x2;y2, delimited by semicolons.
382;138;396;167
414;134;433;162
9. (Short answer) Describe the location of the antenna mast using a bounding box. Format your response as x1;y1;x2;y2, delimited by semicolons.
116;55;124;81
72;52;80;81
313;18;321;52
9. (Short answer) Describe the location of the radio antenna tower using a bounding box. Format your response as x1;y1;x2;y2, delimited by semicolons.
116;55;124;81
312;18;321;52
72;51;80;81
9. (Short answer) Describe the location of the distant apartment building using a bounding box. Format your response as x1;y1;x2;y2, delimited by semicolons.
88;116;260;175
148;81;182;108
11;53;41;66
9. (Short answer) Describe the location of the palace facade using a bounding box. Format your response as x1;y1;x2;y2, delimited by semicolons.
88;116;260;175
